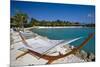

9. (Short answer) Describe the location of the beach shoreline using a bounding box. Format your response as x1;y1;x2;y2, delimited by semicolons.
25;26;83;30
24;26;95;31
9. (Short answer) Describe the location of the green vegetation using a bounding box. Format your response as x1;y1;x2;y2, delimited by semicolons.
11;13;95;28
29;18;81;27
11;12;28;31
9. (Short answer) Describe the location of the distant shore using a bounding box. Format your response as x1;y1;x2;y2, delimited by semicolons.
25;26;95;30
25;26;83;30
36;26;83;28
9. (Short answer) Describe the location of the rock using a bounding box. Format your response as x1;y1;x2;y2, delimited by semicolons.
89;53;95;61
80;50;88;59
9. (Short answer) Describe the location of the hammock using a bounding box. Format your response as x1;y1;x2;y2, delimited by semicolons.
17;31;94;64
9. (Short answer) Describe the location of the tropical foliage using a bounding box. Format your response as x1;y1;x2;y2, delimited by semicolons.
11;12;28;31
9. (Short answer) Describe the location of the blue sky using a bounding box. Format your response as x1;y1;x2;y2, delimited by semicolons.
11;0;95;23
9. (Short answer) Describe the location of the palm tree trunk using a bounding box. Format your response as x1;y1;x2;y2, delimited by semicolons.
20;20;24;32
22;22;24;32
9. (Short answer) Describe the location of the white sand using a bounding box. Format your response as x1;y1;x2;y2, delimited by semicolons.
25;26;83;30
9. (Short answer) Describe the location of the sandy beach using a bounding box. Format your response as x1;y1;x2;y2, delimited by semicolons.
24;26;83;30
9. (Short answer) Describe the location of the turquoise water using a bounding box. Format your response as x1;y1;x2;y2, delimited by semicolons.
32;28;95;54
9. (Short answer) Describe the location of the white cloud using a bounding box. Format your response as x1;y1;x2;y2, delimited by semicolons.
87;13;94;18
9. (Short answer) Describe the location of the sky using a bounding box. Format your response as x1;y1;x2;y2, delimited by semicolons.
11;0;95;24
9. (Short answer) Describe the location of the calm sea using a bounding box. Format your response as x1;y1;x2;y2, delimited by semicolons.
32;27;95;54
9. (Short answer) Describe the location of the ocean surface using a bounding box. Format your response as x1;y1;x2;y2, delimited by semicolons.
32;27;95;54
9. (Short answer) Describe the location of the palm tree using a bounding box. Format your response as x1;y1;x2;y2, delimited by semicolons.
13;12;28;31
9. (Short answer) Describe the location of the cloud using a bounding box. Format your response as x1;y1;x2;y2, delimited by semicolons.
87;13;94;18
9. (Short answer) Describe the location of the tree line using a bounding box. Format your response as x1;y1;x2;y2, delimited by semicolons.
11;12;95;28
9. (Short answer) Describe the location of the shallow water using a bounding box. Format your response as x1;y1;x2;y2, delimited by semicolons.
32;27;95;53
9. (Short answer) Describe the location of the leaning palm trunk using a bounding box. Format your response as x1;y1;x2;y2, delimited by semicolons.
21;21;24;32
20;17;24;32
18;21;24;32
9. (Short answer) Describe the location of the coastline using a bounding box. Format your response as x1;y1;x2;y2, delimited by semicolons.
25;26;81;31
36;26;83;28
25;26;95;30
